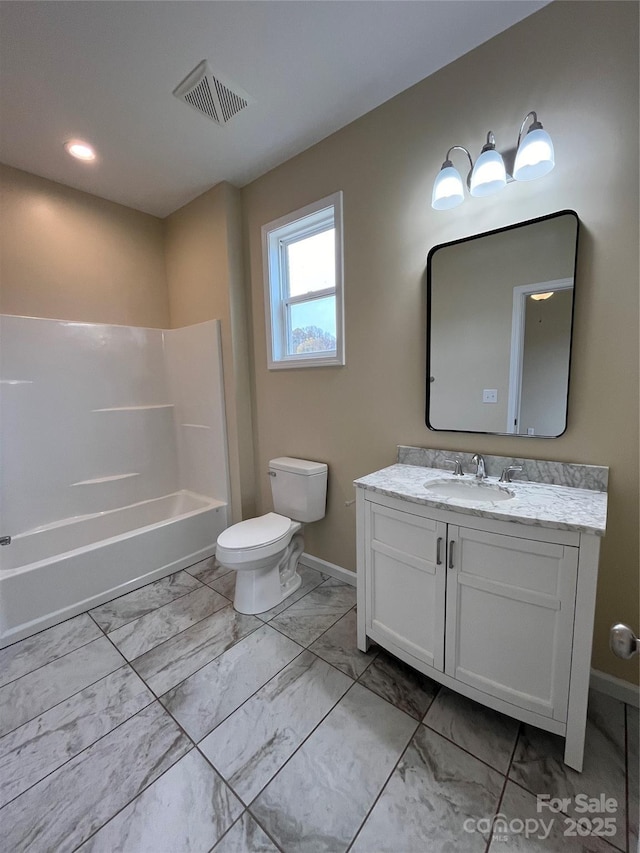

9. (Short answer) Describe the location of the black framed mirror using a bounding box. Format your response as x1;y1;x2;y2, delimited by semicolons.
426;210;579;437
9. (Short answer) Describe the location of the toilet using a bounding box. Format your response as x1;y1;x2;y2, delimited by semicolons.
215;457;328;615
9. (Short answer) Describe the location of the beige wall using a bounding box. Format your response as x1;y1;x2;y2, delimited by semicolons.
0;163;169;327
164;182;256;522
0;162;256;523
242;1;639;684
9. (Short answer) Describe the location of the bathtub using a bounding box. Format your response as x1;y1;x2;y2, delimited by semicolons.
0;491;227;647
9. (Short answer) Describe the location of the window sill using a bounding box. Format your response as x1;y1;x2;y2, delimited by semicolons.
268;353;345;370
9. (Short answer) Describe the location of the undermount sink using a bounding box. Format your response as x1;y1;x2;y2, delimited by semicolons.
424;478;515;503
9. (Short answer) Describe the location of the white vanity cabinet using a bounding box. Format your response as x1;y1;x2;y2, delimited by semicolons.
356;487;602;772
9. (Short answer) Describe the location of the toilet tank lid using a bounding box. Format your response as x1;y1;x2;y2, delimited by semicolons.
269;457;328;475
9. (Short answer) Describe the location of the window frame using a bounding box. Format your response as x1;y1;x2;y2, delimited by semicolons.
262;191;344;369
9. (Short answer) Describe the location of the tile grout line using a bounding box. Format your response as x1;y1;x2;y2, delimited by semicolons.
61;567;290;848
263;603;356;651
205;810;250;853
354;652;440;724
67;631;220;851
345;715;424;853
238;809;286;853
0;670;157;814
125;567;336;685
483;722;521;853
0;565;210;689
253;576;338;626
69;732;199;851
90;571;209;635
420;716;516;779
304;643;377;684
245;679;360;814
200;661;357;808
0;621;108;690
258;579;357;648
0;643;128;741
131;617;272;699
107;590;231;662
188;644;309;746
128;600;245;672
343;687;441;852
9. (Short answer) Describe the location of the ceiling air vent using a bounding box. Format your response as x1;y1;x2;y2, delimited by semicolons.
173;60;253;125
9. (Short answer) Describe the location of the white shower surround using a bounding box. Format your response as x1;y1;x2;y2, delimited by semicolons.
0;315;230;646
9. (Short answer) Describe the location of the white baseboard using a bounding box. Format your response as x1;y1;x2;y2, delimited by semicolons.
590;668;639;707
299;553;356;586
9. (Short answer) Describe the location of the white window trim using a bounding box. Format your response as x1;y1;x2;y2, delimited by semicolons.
262;191;344;370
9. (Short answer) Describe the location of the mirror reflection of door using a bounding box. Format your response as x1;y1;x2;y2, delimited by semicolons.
507;281;574;435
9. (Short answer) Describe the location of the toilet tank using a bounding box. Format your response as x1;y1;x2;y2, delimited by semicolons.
269;457;328;523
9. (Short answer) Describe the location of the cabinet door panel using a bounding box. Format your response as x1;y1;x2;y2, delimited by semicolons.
452;528;567;596
445;525;577;720
366;501;445;671
370;503;437;559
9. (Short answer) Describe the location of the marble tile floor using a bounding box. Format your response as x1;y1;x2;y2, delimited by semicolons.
0;556;637;853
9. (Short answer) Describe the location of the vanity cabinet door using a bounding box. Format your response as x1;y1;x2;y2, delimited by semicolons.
444;525;578;721
365;500;446;671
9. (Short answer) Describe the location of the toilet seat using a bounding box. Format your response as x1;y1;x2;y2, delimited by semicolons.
216;512;298;564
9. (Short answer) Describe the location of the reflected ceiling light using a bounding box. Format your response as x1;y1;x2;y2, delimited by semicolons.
64;140;97;161
530;292;555;301
432;111;554;211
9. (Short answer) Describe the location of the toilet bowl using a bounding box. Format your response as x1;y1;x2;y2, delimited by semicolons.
215;457;327;615
216;513;304;614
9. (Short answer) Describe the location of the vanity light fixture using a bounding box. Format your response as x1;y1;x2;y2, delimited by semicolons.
64;140;97;162
513;111;555;181
431;111;554;210
469;132;507;197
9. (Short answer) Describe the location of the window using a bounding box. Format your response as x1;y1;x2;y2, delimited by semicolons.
262;191;344;369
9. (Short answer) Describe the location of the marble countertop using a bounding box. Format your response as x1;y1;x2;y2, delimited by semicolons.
354;464;608;536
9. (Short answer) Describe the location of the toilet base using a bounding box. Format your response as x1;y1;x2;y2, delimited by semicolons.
233;532;304;615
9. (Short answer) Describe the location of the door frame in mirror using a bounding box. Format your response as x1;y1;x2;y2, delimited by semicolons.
425;209;580;437
507;277;574;435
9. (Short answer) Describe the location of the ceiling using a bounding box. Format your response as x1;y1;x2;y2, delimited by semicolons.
0;1;548;218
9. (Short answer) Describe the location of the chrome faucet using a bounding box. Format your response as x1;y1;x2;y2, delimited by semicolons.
472;454;487;480
444;457;464;476
499;466;523;483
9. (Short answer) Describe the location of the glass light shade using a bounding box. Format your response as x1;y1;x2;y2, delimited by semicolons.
469;149;507;197
513;128;554;181
431;165;464;210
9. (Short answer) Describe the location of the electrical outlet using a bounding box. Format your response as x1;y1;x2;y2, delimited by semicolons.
482;389;498;403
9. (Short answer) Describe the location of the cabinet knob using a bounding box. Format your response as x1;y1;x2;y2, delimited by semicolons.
448;540;455;569
436;537;443;565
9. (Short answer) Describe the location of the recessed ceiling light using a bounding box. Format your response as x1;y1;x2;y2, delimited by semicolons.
64;140;97;161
